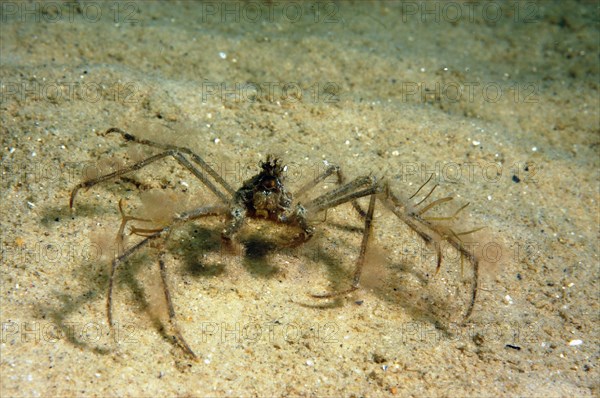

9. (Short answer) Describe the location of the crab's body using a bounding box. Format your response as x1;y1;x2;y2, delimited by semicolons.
223;156;298;240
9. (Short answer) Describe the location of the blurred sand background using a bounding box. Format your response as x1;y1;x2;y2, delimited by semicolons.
1;1;598;396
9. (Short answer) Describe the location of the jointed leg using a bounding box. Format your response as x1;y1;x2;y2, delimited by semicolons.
105;127;235;196
221;205;246;243
284;175;380;248
70;128;233;208
305;175;379;213
312;193;377;298
381;183;480;321
353;194;377;286
307;173;480;319
294;164;343;202
108;230;166;327
108;205;227;359
294;165;368;221
291;175;381;296
158;252;196;358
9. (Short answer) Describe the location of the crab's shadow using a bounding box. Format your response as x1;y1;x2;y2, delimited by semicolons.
38;203;470;357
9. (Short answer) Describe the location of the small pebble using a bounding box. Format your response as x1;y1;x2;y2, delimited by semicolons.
569;339;583;346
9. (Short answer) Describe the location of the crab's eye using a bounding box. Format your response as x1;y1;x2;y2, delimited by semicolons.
263;178;276;190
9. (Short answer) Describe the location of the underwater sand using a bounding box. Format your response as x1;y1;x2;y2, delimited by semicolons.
1;1;598;396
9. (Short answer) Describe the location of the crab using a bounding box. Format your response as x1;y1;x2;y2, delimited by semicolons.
70;127;481;358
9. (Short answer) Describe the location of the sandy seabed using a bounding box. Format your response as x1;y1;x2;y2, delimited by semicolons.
1;1;598;397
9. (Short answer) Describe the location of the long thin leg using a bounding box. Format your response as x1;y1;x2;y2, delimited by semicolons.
380;185;479;321
308;185;380;215
153;205;228;359
422;202;470;221
288;174;381;296
108;205;228;358
158;252;196;359
305;175;377;213
70;150;229;207
108;230;166;327
294;165;342;202
352;194;377;286
105;127;235;196
70;129;234;208
286;176;380;246
381;183;439;244
126;205;229;237
294;164;368;220
71;151;173;207
312;193;377;298
176;204;229;222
